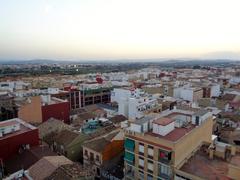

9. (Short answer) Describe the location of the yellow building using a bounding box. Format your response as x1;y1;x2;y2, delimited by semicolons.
124;108;240;180
124;108;213;180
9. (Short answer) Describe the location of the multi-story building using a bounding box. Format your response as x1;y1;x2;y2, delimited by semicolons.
123;108;213;180
0;81;30;92
61;84;112;110
173;86;203;102
0;118;39;161
18;95;70;124
142;82;174;97
111;88;162;120
202;83;220;98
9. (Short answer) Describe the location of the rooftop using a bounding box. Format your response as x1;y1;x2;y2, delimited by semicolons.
46;163;93;180
5;145;57;174
83;131;119;153
110;115;128;124
28;156;73;180
222;93;237;101
0;118;37;140
153;117;174;126
53;130;80;146
0;120;18;128
146;124;195;142
180;146;240;180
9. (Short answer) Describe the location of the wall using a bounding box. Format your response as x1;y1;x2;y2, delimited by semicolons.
174;117;213;168
18;96;42;124
42;101;70;124
142;87;163;95
118;98;129;117
111;88;131;103
102;140;124;162
181;89;193;102
130;123;142;133
193;89;203;102
0;129;39;161
153;123;175;136
228;164;240;179
211;84;220;97
173;87;182;99
128;98;138;120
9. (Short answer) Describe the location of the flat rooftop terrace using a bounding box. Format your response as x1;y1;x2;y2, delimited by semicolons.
146;124;195;142
0;118;37;140
180;147;240;180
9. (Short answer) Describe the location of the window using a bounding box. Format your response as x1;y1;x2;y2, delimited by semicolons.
126;164;134;178
147;160;154;173
139;157;144;169
195;116;200;125
85;150;88;156
158;164;171;179
96;155;100;162
148;146;154;159
90;152;94;161
147;174;153;180
159;150;171;163
161;165;170;175
139;143;144;155
96;167;100;176
139;170;144;180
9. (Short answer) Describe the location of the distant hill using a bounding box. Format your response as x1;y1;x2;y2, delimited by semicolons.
0;58;239;65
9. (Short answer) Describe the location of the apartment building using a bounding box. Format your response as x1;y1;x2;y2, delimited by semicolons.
142;82;174;97
0;118;39;161
61;84;112;110
123;108;213;180
18;95;70;124
173;87;203;102
111;88;162;120
202;83;220;98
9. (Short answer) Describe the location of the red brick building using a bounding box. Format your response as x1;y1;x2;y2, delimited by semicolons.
0;118;39;161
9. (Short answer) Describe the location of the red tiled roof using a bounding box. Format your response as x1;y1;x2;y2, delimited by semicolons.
153;118;174;126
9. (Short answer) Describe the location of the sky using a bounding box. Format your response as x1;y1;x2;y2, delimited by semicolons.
0;0;240;60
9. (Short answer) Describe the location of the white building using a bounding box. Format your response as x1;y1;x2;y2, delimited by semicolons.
0;81;30;92
173;86;202;102
111;88;160;120
210;84;220;97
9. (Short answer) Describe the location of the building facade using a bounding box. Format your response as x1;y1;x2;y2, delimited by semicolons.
0;118;39;161
124;108;213;180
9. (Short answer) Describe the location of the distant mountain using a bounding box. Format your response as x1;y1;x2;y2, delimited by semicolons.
0;58;239;65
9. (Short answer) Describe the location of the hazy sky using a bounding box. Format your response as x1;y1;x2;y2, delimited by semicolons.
0;0;240;60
